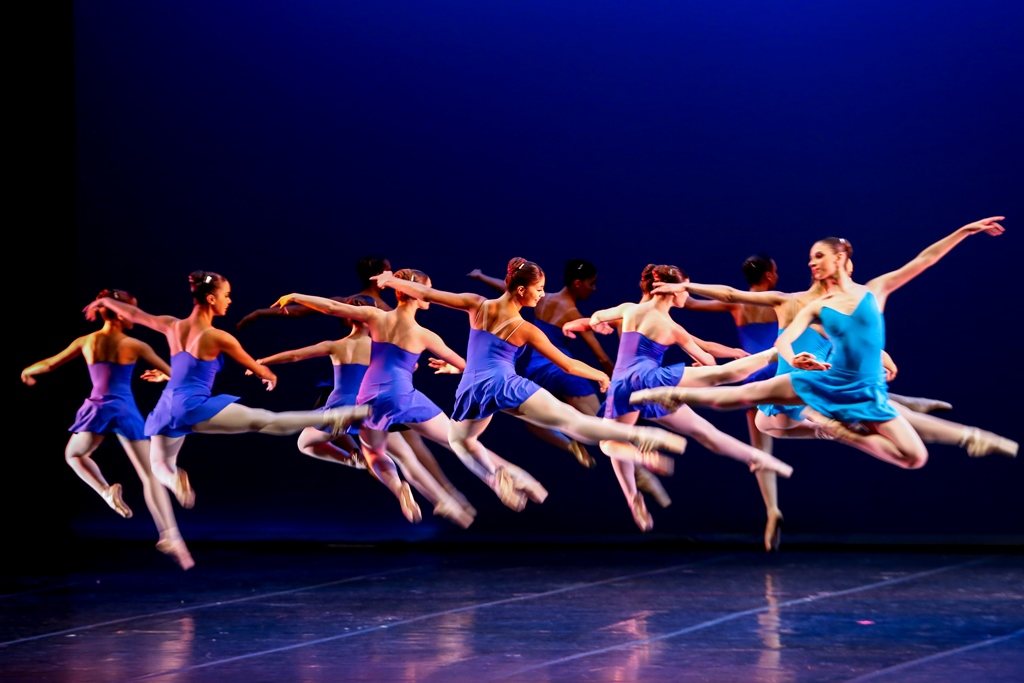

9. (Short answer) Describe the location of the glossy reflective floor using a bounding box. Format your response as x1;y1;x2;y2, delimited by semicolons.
1;545;1021;682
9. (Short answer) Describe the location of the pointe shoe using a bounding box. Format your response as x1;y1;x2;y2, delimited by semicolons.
634;467;672;508
748;451;794;479
172;468;196;509
491;467;527;511
398;482;423;523
630;387;687;412
631;492;653;532
804;408;861;444
433;497;474;529
511;471;548;504
632;425;687;455
892;395;953;414
102;483;133;519
568;439;596;469
156;537;195;571
324;405;372;435
636;449;675;477
961;428;1018;458
764;511;784;553
449;490;477;517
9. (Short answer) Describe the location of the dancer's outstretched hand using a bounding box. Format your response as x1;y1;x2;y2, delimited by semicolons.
261;374;277;391
961;216;1005;237
467;269;483;278
82;300;105;321
141;369;169;383
561;318;590;339
792;352;831;371
20;370;37;386
370;271;395;289
595;373;610;393
270;294;297;310
429;358;461;374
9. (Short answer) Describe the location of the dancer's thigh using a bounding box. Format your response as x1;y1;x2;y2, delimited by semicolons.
410;414;454;448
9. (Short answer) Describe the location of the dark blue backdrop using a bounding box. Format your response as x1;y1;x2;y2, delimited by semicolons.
19;1;1024;546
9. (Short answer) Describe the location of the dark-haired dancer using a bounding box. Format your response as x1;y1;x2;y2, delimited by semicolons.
275;269;528;524
635;218;1018;467
682;254;784;548
584;265;793;531
85;272;368;523
372;258;690;510
470;259;614;468
24;290;193;569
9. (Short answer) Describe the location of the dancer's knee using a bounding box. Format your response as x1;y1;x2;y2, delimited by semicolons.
900;445;929;470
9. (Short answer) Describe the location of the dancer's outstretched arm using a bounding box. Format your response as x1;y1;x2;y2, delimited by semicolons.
867;217;1005;306
132;339;172;377
208;330;278;390
467;269;507;293
667;322;716;366
272;294;381;323
589;302;636;326
372;272;486;312
683;297;735;313
653;282;790;307
21;336;87;385
692;336;747;360
522;324;610;391
562;317;615;338
257;341;336;366
83;298;178;335
556;302;615;374
421;330;467;373
776;303;832;371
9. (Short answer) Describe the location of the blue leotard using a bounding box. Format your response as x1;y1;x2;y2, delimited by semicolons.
604;331;686;420
69;362;148;441
787;292;899;422
355;342;442;431
452;327;541;421
316;363;369;434
757;327;833;421
144;353;240;437
736;321;779;383
523;319;596;398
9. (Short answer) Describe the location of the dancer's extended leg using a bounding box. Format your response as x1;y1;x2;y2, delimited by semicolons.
64;432;132;518
399;427;475;514
359;427;422;523
746;409;783;551
892;403;1017;457
678;349;778;388
599;412;653;532
195;403;367;436
297;427;364;467
150;435;193;508
119;436;194;570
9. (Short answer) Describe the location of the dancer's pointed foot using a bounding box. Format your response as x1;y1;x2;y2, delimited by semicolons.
398;482;422;523
491;467;527;511
764;510;784;553
632;425;686;455
634;466;672;508
433;497;474;529
892;394;953;414
156;536;195;571
568;439;596;468
961;427;1018;458
448;489;477;518
324;405;371;435
102;483;133;518
172;468;195;509
748;451;794;479
630;387;688;412
631;492;653;532
511;471;548;504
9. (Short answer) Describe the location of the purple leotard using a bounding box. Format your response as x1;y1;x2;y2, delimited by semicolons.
523;319;596;398
316;363;369;434
452;327;541;421
604;331;685;420
69;362;148;441
356;342;442;432
144;352;239;437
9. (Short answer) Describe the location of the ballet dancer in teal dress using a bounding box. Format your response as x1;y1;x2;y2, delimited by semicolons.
633;217;1018;468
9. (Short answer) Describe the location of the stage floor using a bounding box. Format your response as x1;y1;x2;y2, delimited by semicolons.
1;545;1021;682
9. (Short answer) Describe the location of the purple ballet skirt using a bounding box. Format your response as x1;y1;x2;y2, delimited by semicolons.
452;329;541;421
69;362;147;441
356;342;442;432
523;319;597;398
316;363;369;434
144;352;239;438
604;332;685;421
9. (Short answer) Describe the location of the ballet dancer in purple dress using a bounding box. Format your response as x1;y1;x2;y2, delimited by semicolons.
273;269;539;523
23;289;193;569
469;259;615;468
84;272;368;524
634;218;1018;467
580;265;793;532
371;258;691;511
